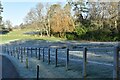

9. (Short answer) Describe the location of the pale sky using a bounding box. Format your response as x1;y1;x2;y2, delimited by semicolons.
1;0;66;26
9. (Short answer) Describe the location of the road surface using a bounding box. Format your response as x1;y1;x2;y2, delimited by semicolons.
0;55;19;79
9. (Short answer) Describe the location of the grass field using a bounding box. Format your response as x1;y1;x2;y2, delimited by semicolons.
0;29;65;44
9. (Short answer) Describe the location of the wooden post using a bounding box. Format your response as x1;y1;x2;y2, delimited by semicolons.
43;48;44;62
38;48;41;60
26;57;28;68
37;65;39;80
66;48;69;70
83;47;87;77
113;46;119;80
48;48;50;64
55;48;58;67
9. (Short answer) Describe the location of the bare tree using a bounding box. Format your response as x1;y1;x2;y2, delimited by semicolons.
5;20;12;31
24;3;45;36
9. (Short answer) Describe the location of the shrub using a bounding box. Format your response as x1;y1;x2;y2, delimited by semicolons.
66;34;75;40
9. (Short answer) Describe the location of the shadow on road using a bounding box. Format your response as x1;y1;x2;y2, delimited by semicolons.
0;55;19;79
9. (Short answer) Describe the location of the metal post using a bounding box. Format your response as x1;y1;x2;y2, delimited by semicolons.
24;47;26;55
37;65;39;80
31;47;32;57
38;48;41;60
48;48;50;64
66;48;69;70
36;48;37;58
11;48;12;56
7;47;9;55
17;47;20;60
21;47;23;63
55;48;58;67
113;46;119;80
83;47;87;77
6;46;7;53
13;47;15;57
14;47;17;57
4;46;6;53
43;48;44;62
16;47;18;58
27;47;28;57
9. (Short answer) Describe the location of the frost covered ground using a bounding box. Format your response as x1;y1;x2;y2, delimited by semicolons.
1;40;120;78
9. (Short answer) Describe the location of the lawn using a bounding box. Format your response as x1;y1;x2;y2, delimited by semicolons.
0;29;65;44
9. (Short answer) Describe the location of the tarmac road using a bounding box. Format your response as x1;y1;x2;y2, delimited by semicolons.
0;55;19;79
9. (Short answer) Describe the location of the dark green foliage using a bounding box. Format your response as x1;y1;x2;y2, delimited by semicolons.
77;28;120;41
66;34;75;40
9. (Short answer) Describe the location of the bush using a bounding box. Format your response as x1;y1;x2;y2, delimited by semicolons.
75;25;87;36
66;34;75;40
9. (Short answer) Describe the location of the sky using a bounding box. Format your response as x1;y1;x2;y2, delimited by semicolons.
1;0;66;26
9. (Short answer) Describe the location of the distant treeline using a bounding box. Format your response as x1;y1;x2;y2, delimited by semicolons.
17;1;120;41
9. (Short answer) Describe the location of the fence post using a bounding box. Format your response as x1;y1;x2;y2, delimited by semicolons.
13;47;15;57
43;48;44;62
37;65;39;80
4;46;6;53
21;47;23;63
38;48;41;60
16;47;18;58
55;48;58;67
36;48;37;58
31;47;32;57
11;48;12;56
66;48;69;70
48;48;50;64
4;46;5;53
26;47;29;57
7;47;9;55
113;46;119;80
14;47;16;57
83;47;87;77
17;47;20;60
24;47;26;55
6;46;8;53
26;57;28;68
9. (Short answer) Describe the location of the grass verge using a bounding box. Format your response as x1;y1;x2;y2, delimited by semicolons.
0;29;65;44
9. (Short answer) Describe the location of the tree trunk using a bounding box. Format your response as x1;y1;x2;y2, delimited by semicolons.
40;30;42;36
